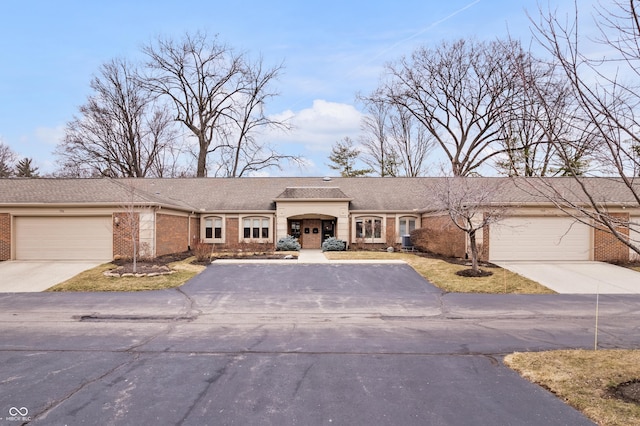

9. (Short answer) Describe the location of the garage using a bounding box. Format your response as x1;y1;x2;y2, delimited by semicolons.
15;216;113;260
489;216;592;261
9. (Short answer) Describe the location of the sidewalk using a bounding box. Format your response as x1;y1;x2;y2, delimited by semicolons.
213;249;405;264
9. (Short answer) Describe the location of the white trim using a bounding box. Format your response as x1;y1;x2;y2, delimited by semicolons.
201;214;225;243
238;214;274;243
353;215;386;244
396;215;419;243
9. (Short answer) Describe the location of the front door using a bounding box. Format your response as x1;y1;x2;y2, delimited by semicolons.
322;220;335;243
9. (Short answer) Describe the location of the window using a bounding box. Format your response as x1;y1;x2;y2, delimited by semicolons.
399;217;417;236
355;217;382;241
204;217;223;241
243;217;270;240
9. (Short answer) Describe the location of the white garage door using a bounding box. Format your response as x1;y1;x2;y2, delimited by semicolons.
16;216;113;260
490;217;591;261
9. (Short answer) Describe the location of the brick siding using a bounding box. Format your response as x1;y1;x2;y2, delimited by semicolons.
113;212;139;259
411;215;466;258
301;219;322;249
156;213;189;256
0;213;10;261
594;213;630;262
189;216;200;249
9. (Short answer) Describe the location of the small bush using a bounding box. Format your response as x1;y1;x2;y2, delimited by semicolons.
322;237;346;252
276;235;301;251
193;241;212;262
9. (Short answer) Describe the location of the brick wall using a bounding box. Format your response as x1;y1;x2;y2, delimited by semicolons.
113;212;139;259
156;213;189;256
594;213;630;262
411;215;466;258
0;213;10;261
385;216;397;247
227;217;239;246
190;216;200;249
301;219;322;249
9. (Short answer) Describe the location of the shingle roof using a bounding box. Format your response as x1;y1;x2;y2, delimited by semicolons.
0;176;638;212
275;187;352;200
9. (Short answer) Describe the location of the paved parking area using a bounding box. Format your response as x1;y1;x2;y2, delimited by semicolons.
0;263;609;425
495;261;640;294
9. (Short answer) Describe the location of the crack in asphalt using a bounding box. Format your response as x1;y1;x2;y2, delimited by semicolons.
30;352;141;423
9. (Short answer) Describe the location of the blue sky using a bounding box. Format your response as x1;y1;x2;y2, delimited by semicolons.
0;0;598;176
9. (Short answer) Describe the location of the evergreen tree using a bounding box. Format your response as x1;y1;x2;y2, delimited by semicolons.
327;137;372;177
15;158;39;178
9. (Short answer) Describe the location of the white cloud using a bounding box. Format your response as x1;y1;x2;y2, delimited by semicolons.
266;99;363;153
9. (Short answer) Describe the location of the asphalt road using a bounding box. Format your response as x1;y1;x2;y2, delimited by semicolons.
2;263;640;425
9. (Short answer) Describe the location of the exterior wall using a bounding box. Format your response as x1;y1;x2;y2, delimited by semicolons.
190;216;200;249
301;219;322;249
412;215;466;258
385;215;397;247
156;213;189;256
113;212;139;259
227;217;239;246
276;201;349;244
0;213;10;261
594;212;630;263
139;211;155;258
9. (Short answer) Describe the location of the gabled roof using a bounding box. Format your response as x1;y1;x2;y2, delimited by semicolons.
0;176;638;213
275;187;352;201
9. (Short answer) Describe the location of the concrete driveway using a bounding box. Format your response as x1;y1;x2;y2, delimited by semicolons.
495;261;640;294
0;260;106;292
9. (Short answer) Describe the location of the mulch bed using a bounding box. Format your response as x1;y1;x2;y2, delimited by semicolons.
608;380;640;405
111;251;299;273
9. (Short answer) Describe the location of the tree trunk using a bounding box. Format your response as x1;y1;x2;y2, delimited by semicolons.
469;229;479;272
196;136;208;177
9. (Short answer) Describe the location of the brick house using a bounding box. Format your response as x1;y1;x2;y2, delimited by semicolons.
0;177;638;263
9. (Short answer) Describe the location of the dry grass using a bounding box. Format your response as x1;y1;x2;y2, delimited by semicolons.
505;350;640;426
46;257;205;292
324;251;554;294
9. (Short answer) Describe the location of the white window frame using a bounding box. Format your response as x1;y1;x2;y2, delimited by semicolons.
202;216;224;243
398;216;418;242
240;216;272;243
354;216;385;243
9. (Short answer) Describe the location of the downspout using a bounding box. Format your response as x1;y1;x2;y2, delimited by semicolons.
188;212;194;251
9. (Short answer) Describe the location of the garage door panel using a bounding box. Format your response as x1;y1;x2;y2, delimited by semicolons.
490;217;591;261
16;217;112;260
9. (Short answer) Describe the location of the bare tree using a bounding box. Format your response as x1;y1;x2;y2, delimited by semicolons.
358;99;398;176
427;178;508;274
497;40;600;177
57;58;177;177
141;32;292;177
528;0;640;257
387;107;435;177
215;57;299;177
377;38;524;176
0;141;17;177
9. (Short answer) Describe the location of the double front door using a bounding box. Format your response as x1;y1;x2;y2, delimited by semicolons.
289;219;335;249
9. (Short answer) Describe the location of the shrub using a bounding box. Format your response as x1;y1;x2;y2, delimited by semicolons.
276;235;301;251
322;237;346;252
193;241;212;262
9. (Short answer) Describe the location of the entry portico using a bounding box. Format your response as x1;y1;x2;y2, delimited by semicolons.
274;187;351;249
